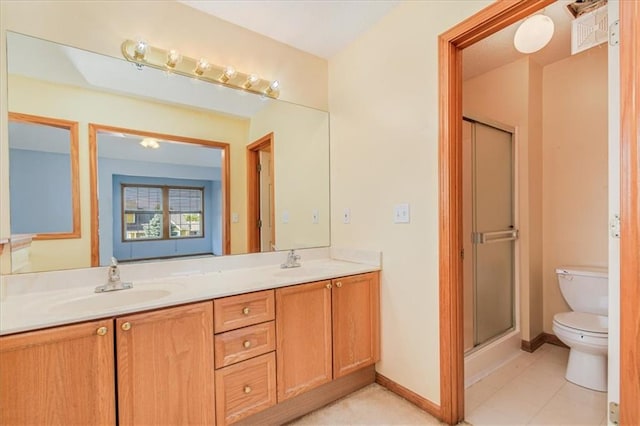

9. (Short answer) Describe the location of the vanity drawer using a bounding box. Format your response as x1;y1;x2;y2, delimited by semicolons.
215;352;276;425
214;321;276;369
214;290;275;333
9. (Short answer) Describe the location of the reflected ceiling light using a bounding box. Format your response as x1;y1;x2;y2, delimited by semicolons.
194;58;210;76
121;39;281;98
166;49;181;68
133;40;148;60
219;66;237;83
514;14;555;54
140;137;160;149
244;74;260;89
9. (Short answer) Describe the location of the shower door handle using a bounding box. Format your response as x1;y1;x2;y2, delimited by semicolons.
472;229;519;244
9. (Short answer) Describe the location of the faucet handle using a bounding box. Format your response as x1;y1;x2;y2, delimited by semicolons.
110;257;118;267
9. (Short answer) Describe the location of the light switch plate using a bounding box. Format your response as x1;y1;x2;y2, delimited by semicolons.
343;208;351;224
312;209;319;224
231;212;239;223
394;203;410;224
282;210;289;224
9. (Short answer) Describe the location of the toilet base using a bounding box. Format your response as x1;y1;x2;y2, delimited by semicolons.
565;349;607;392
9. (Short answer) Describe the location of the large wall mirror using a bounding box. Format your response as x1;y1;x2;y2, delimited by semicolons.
6;31;330;273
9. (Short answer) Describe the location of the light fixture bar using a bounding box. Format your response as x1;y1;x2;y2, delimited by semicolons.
121;39;280;98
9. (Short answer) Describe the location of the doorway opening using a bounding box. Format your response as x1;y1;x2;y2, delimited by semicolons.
247;133;275;253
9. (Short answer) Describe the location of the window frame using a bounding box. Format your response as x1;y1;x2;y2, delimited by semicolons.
120;183;205;242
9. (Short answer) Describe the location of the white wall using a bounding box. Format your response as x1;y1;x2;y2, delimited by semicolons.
541;46;609;333
329;0;491;404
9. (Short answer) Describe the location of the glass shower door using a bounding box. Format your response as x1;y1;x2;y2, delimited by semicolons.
472;121;517;346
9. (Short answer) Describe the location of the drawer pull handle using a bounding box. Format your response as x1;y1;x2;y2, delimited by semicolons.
242;307;251;315
243;340;252;349
326;283;332;289
244;385;252;394
121;322;131;331
96;326;108;336
336;281;343;288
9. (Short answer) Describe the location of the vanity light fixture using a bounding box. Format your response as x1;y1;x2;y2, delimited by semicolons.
140;137;160;149
514;14;555;54
121;39;281;98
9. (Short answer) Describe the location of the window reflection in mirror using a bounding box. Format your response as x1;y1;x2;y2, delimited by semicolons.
8;113;80;240
91;125;230;266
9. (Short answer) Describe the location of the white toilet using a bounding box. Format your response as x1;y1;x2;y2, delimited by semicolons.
552;266;608;392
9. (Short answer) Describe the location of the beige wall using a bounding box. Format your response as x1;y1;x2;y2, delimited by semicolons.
463;57;544;341
329;0;491;404
0;0;328;272
542;47;608;332
8;75;249;272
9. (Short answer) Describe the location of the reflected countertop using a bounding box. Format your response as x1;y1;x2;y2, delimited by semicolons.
0;249;381;336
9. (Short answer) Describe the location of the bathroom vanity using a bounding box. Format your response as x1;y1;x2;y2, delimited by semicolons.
0;251;380;425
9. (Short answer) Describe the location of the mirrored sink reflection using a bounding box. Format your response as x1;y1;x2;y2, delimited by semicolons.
49;287;176;314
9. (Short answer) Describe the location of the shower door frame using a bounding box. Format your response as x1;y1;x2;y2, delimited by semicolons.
438;1;640;425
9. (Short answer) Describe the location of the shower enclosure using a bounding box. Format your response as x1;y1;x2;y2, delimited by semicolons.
463;118;517;353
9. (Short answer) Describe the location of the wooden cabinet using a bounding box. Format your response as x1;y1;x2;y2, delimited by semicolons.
214;290;277;425
275;272;380;402
0;319;116;425
116;301;215;426
275;280;333;401
332;272;380;378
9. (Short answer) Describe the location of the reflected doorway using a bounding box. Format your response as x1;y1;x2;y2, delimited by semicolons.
247;133;275;253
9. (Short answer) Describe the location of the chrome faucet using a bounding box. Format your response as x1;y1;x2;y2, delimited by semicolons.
281;249;301;269
95;257;133;293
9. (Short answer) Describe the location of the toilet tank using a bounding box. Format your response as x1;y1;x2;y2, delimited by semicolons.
556;266;608;316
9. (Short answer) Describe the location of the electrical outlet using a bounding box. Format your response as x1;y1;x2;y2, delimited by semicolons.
343;208;351;224
394;203;410;224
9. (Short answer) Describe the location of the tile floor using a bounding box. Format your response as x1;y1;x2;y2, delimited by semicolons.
288;344;608;426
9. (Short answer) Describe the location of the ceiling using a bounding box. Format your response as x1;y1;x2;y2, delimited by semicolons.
179;0;580;80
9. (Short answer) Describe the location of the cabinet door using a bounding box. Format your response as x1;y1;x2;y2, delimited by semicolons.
0;319;116;425
117;301;215;425
332;272;381;378
276;280;332;401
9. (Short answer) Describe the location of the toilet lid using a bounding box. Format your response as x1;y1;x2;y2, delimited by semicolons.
554;312;608;334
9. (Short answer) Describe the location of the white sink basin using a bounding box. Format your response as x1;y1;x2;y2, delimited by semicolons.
49;287;175;314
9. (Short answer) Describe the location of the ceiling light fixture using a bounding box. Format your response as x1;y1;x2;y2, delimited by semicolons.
140;137;160;149
121;39;281;98
514;14;555;54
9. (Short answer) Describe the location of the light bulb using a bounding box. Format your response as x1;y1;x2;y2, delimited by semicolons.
194;58;210;76
219;66;237;83
166;50;181;68
244;73;260;89
133;40;148;60
265;80;280;97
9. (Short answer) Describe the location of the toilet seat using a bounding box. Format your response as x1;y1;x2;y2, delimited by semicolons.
553;312;608;336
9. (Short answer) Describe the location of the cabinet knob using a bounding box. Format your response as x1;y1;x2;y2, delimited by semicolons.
242;307;251;315
326;283;332;289
336;281;343;288
121;322;132;331
244;385;252;394
96;326;108;336
243;340;252;349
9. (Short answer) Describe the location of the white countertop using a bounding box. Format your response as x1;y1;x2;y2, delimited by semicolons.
0;249;381;336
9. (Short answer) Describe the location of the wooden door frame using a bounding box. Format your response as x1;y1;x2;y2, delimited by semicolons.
435;0;640;424
246;133;275;253
89;123;231;266
619;1;639;424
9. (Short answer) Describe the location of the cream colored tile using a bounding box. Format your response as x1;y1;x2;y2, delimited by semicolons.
528;393;606;426
554;381;607;407
478;378;554;423
465;378;500;413
466;402;528;426
288;384;442;425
